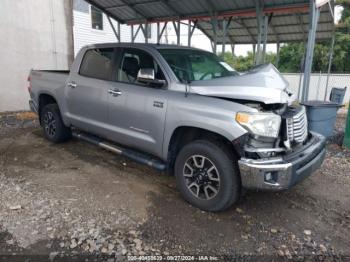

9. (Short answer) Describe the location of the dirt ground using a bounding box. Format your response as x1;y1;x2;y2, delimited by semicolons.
0;111;349;261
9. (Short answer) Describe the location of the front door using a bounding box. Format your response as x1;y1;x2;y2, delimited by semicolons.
107;48;168;157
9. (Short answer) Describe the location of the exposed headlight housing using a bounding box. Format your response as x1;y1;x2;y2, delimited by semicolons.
236;112;281;138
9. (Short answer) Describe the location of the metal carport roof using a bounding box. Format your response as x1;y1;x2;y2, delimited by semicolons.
84;0;334;44
84;0;335;102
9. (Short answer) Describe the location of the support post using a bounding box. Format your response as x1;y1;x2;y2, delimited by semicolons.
231;44;235;61
262;15;268;63
211;17;218;54
301;0;320;102
131;24;142;43
297;41;307;101
188;20;191;47
143;23;149;43
157;22;168;44
187;20;198;47
222;19;227;56
255;2;264;65
324;34;335;101
173;20;181;45
276;42;280;68
131;25;134;43
252;44;256;61
157;22;160;44
107;16;120;42
177;20;180;45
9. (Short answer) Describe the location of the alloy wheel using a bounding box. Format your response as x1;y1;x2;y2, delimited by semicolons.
43;111;56;138
183;155;220;200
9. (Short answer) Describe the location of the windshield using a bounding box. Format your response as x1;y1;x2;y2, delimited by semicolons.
158;49;238;83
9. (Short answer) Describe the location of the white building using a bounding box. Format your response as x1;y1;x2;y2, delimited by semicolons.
0;0;74;112
73;0;158;56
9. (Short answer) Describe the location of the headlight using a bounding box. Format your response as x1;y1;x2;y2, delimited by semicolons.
236;112;281;138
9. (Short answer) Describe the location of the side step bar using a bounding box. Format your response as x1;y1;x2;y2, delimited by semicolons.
72;131;167;171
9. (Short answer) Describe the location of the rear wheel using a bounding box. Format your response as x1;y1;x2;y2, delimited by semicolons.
40;104;71;143
175;140;240;212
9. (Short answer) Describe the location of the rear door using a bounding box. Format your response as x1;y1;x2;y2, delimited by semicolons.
65;47;116;136
107;48;168;157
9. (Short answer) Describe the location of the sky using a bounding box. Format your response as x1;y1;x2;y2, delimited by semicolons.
164;5;343;56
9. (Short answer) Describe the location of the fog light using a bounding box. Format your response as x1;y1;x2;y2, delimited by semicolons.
265;172;272;181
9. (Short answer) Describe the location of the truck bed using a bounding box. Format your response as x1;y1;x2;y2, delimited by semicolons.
29;70;70;109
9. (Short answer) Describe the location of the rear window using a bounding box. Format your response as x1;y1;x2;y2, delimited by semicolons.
79;48;114;80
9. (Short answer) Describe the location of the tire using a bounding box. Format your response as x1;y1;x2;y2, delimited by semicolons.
175;140;240;212
40;103;71;143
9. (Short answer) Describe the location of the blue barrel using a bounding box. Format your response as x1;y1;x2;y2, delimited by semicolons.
302;101;342;138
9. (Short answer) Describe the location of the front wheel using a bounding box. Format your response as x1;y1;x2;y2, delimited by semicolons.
40;103;71;143
175;140;240;212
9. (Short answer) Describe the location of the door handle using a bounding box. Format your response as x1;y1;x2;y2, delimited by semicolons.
68;82;77;88
108;89;122;97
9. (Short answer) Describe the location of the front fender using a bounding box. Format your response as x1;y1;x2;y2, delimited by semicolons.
162;93;254;160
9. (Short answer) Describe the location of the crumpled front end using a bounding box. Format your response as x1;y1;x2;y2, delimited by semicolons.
238;132;326;190
190;63;295;104
236;103;326;191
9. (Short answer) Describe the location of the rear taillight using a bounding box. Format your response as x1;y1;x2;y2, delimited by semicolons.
27;75;32;93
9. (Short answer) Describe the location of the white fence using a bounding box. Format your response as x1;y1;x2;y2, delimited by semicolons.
282;73;350;103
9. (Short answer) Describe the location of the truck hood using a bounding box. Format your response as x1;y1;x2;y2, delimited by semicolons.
189;64;294;104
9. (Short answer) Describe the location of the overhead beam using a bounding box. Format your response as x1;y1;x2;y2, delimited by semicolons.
212;36;332;45
125;2;311;25
125;8;331;25
219;29;331;39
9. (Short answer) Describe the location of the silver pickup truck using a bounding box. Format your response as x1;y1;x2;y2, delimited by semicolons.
28;43;326;212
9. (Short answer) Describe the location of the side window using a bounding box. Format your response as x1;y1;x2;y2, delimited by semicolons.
79;48;114;80
118;49;165;87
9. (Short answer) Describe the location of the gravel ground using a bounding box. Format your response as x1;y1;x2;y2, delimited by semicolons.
0;111;349;261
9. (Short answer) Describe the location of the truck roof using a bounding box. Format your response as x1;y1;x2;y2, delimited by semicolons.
82;42;207;52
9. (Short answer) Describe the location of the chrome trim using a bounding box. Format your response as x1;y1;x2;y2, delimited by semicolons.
287;106;308;143
244;147;286;153
108;89;122;96
238;132;326;191
67;82;77;88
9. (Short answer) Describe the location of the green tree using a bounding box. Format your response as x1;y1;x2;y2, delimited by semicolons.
220;51;276;72
222;0;350;73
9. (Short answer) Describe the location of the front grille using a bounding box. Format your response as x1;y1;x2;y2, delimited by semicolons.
286;106;308;143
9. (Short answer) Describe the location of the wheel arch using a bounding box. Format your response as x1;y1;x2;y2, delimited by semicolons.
165;125;241;175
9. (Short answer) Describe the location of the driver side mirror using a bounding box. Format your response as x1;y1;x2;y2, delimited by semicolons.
137;68;155;81
137;68;166;87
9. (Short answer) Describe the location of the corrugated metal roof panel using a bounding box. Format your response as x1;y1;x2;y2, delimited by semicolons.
85;0;334;44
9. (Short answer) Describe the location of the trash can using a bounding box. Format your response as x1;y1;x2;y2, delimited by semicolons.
329;86;347;104
302;101;342;138
344;103;350;148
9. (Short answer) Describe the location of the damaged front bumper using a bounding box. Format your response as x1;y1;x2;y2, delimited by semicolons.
238;132;326;191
